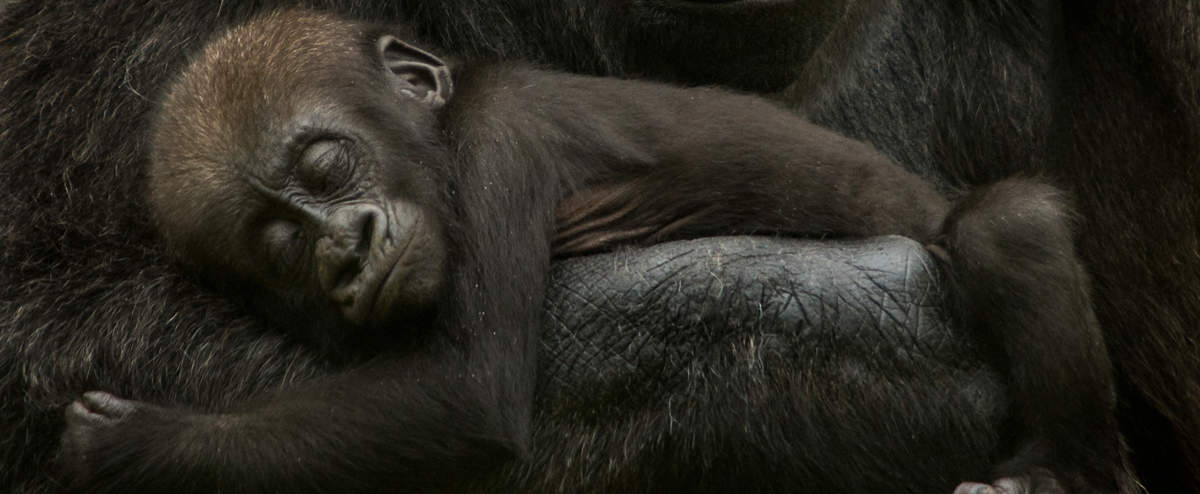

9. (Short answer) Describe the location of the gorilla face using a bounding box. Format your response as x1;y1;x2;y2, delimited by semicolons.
147;16;452;341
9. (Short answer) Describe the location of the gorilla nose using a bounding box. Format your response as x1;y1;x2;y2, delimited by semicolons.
315;205;384;307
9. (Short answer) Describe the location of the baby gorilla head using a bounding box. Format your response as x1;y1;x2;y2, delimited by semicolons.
147;11;456;346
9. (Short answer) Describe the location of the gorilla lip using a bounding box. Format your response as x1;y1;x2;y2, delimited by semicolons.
357;216;419;326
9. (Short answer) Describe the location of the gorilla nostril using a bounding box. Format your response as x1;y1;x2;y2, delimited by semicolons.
315;208;379;297
334;261;362;291
320;206;384;298
357;210;377;255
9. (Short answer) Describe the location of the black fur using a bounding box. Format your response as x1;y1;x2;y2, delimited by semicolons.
0;0;1195;493
787;3;1200;491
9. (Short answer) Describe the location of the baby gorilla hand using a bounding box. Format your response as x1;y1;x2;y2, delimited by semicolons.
61;391;187;491
66;391;141;429
63;391;142;473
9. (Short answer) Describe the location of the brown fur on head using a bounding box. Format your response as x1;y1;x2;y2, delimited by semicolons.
147;10;383;272
145;8;452;341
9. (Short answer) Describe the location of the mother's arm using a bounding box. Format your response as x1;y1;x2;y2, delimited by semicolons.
510;236;1004;493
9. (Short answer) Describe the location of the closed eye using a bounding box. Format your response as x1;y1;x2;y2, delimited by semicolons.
297;139;353;194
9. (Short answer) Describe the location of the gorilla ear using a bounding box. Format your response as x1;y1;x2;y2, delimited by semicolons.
377;35;454;108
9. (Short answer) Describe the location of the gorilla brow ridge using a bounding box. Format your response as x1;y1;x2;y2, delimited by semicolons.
147;11;382;269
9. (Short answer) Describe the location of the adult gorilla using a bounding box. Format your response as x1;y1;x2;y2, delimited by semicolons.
0;2;1194;494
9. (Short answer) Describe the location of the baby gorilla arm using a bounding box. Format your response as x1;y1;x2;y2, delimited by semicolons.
551;80;951;254
63;350;519;492
434;67;949;254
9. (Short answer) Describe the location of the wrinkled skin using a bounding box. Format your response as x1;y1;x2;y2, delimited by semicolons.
519;236;1001;492
0;0;1197;493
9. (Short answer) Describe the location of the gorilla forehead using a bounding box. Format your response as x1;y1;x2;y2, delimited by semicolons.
147;11;386;265
153;10;377;168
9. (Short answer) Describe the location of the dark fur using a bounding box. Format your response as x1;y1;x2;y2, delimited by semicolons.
56;8;1122;494
0;0;1195;493
57;11;959;492
788;3;1200;491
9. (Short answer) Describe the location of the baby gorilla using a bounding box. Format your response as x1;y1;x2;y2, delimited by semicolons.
61;9;1124;494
